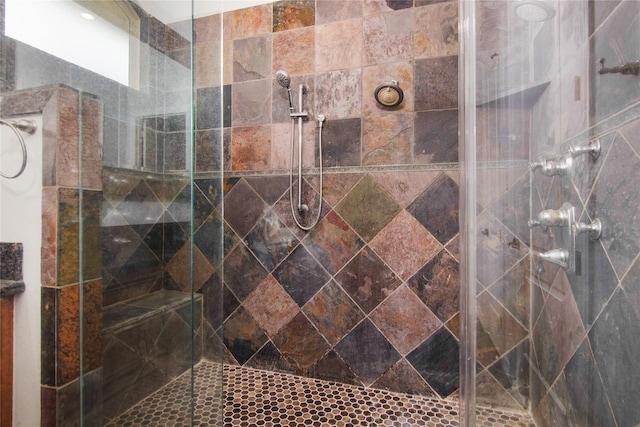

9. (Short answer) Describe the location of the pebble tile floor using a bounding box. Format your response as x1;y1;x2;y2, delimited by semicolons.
106;361;535;426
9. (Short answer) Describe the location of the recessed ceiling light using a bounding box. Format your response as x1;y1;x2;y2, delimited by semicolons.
80;12;95;21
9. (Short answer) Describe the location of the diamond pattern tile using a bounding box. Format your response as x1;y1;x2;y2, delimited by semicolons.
477;291;527;361
407;173;459;245
335;319;401;387
303;280;365;346
475;210;528;288
407;249;460;323
588;134;640;278
223;243;268;301
369;285;441;355
242;275;300;337
335;174;402;242
273;244;331;306
303;210;364;275
245;209;299;272
334;246;401;314
273;312;330;373
370;209;442;281
166;243;215;292
119;180;164;238
244;175;290;206
223;306;268;365
407;326;459;398
223;179;268;238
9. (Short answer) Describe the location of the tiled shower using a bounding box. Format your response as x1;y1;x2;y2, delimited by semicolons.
0;0;639;426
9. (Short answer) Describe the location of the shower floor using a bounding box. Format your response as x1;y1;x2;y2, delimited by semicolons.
106;361;535;426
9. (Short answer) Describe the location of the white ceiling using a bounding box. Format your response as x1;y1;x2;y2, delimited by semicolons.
133;0;274;23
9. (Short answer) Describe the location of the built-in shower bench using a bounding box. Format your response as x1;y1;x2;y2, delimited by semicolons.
102;290;203;422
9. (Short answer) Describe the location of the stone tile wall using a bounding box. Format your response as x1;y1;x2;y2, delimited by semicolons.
527;1;640;426
190;0;530;410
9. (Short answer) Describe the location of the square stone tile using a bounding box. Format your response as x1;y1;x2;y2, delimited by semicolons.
273;0;315;32
407;173;459;245
415;56;458;111
370;210;442;281
363;9;414;66
273;312;330;373
245;175;289;206
245;209;299;272
303;280;365;346
303;210;364;275
414;109;459;164
335;174;402;242
335;246;401;314
407;327;459;398
407;249;460;323
273;244;331;306
371;359;435;397
243;275;300;337
223;307;268;365
233;35;272;82
273;26;315;75
316;69;362;119
315;19;362;72
223;243;268;301
223;179;267;238
320;118;362;167
334;319;401;386
362;113;413;165
415;1;459;59
322;174;363;207
370;285;441;355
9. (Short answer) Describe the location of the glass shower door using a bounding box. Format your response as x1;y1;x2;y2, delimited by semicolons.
464;0;640;426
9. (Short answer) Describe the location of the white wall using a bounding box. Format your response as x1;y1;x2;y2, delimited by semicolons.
0;115;43;426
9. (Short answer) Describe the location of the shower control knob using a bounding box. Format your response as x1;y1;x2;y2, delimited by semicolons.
528;156;572;177
529;206;570;229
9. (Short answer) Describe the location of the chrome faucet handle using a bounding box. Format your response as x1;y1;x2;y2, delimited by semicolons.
573;218;603;241
528;158;547;172
528;219;545;229
535;248;569;274
529;156;572;177
569;139;601;160
529;205;571;229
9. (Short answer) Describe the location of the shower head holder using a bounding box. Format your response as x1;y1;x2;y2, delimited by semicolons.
374;80;404;107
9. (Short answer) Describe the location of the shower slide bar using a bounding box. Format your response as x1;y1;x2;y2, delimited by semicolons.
276;70;325;231
0;119;37;179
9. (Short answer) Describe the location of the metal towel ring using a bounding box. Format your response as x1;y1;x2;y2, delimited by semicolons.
0;119;36;179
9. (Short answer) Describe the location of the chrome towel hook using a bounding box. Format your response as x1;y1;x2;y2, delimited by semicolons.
0;118;37;179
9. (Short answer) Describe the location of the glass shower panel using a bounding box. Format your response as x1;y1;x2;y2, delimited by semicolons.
2;0;223;425
471;0;533;419
468;1;640;426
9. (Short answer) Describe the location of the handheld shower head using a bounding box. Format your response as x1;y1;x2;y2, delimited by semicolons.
275;70;291;89
275;70;294;111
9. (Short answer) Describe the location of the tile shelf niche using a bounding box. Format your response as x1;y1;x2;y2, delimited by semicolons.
476;79;551;108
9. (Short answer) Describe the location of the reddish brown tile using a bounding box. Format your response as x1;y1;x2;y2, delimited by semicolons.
273;27;315;75
370;210;441;281
362;113;413;165
303;210;364;275
303;281;365;346
363;10;414;66
232;4;272;39
273;312;330;373
243;275;300;337
335;247;401;314
273;0;315;32
370;285;441;355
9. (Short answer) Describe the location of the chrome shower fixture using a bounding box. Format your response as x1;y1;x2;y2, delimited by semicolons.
514;0;556;22
275;70;295;111
275;70;325;231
